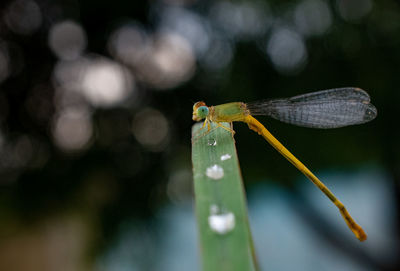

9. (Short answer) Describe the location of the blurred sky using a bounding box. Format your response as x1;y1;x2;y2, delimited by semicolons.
0;0;399;270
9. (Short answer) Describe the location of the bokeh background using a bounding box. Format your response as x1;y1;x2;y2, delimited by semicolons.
0;0;399;270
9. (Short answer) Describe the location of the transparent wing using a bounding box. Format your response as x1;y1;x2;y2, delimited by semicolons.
246;88;377;128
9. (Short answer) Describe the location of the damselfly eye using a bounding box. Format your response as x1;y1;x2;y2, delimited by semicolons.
197;106;209;119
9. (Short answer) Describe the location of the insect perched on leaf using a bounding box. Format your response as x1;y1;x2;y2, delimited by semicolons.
192;87;377;241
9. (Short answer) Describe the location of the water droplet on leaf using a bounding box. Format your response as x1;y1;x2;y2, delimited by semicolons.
208;212;235;234
207;138;217;146
206;164;224;180
220;154;231;161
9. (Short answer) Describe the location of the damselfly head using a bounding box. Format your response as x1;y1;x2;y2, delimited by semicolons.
193;101;209;121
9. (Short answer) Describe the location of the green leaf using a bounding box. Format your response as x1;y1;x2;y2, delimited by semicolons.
191;122;258;271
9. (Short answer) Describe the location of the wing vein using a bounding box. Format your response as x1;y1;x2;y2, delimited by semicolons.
246;88;377;128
